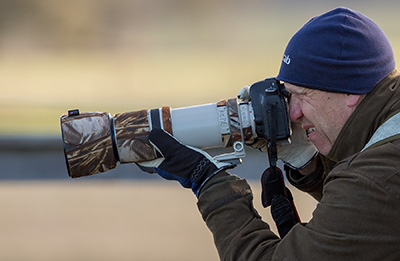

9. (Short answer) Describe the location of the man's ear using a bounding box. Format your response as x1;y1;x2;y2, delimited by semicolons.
346;94;365;108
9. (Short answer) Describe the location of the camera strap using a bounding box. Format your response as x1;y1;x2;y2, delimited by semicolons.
261;100;301;238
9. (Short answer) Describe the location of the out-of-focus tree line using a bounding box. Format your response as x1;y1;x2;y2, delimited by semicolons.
0;0;278;54
0;0;398;56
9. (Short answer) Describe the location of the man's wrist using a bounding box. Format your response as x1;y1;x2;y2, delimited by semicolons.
298;156;320;176
197;171;238;198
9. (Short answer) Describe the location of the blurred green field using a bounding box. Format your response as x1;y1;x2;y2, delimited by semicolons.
0;51;280;134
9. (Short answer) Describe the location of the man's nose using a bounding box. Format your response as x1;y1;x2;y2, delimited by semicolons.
289;98;303;122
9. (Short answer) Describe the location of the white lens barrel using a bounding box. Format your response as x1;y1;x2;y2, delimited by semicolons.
147;98;255;159
171;103;224;149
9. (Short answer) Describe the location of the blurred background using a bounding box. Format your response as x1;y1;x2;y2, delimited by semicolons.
0;0;399;260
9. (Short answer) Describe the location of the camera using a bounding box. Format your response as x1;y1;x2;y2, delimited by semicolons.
60;77;291;178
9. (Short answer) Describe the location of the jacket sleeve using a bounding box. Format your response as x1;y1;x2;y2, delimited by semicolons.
197;171;281;260
198;161;400;261
285;154;335;202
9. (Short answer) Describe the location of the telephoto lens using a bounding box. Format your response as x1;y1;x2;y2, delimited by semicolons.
61;98;255;178
60;77;290;178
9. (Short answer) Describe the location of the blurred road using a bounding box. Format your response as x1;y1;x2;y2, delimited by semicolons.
0;135;276;180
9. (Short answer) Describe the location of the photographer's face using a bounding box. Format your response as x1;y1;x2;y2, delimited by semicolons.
285;83;362;156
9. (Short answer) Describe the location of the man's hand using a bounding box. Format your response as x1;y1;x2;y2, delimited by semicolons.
139;128;235;196
250;123;318;170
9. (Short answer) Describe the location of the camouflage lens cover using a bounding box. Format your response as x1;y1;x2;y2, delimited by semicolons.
113;110;157;163
60;112;117;178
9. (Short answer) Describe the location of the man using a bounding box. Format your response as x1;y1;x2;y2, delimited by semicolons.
143;7;400;260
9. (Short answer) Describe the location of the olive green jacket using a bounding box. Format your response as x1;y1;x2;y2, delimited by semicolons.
197;70;400;260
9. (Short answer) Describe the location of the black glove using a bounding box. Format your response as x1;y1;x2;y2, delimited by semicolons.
140;128;235;196
261;167;301;238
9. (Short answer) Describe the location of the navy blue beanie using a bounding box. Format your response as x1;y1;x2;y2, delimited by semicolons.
277;7;396;94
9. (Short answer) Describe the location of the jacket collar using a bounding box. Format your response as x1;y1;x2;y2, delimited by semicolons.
327;70;400;162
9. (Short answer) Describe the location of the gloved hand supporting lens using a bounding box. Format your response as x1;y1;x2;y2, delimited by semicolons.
141;128;235;196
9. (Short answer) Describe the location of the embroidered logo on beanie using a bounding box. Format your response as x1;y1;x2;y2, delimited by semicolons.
277;7;396;94
283;54;290;65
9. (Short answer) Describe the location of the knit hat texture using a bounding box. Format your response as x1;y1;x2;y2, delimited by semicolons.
277;7;396;94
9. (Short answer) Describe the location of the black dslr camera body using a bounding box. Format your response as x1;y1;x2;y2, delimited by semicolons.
249;78;291;143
